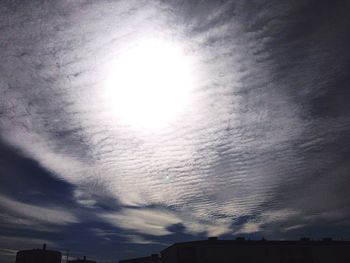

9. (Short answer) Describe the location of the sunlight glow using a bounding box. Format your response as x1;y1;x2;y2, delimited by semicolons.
105;39;193;129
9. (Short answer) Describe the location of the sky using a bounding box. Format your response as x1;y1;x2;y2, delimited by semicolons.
1;0;350;262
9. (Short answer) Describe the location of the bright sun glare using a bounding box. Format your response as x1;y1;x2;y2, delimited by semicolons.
105;39;193;129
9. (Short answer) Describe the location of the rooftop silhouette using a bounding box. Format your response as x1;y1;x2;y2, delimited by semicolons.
68;256;96;263
119;237;350;263
15;245;96;263
119;254;161;263
15;244;61;263
14;238;350;263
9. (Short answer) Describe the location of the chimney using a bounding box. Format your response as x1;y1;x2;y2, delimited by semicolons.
43;244;47;250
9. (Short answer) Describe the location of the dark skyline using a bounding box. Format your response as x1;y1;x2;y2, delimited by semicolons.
1;0;350;262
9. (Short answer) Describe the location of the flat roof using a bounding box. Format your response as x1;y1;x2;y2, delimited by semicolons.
119;255;161;263
17;249;61;254
161;239;350;253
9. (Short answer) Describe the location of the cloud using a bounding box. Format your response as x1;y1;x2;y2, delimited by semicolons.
101;208;181;236
0;237;46;263
262;209;300;224
0;235;57;252
0;235;58;263
1;0;350;242
0;194;78;227
235;223;261;234
0;234;59;263
91;228;164;245
239;209;301;234
282;224;305;233
74;189;97;208
90;228;117;241
183;219;232;237
0;248;17;258
122;235;165;245
100;207;233;238
191;223;232;237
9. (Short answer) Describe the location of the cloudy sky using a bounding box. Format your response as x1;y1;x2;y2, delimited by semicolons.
1;0;350;262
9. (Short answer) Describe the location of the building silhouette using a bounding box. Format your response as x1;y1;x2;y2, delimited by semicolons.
68;256;96;263
119;237;350;263
16;244;61;263
119;254;161;263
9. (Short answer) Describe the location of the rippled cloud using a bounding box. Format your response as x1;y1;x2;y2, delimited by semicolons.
1;0;350;261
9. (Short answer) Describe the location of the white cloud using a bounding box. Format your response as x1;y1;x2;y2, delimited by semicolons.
262;209;300;224
74;189;97;208
282;224;305;232
101;208;181;236
235;222;261;234
0;195;78;226
184;219;232;237
91;228;164;245
122;234;165;245
100;207;233;238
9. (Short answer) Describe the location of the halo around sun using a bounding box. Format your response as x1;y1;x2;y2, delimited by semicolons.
105;39;193;129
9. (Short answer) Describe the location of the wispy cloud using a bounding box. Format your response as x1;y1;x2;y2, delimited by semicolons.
0;235;57;251
123;234;166;245
184;219;232;237
0;194;78;227
235;223;261;235
0;235;59;263
0;248;17;257
101;208;181;236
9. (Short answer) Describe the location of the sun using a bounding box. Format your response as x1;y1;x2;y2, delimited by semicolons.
105;39;193;129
